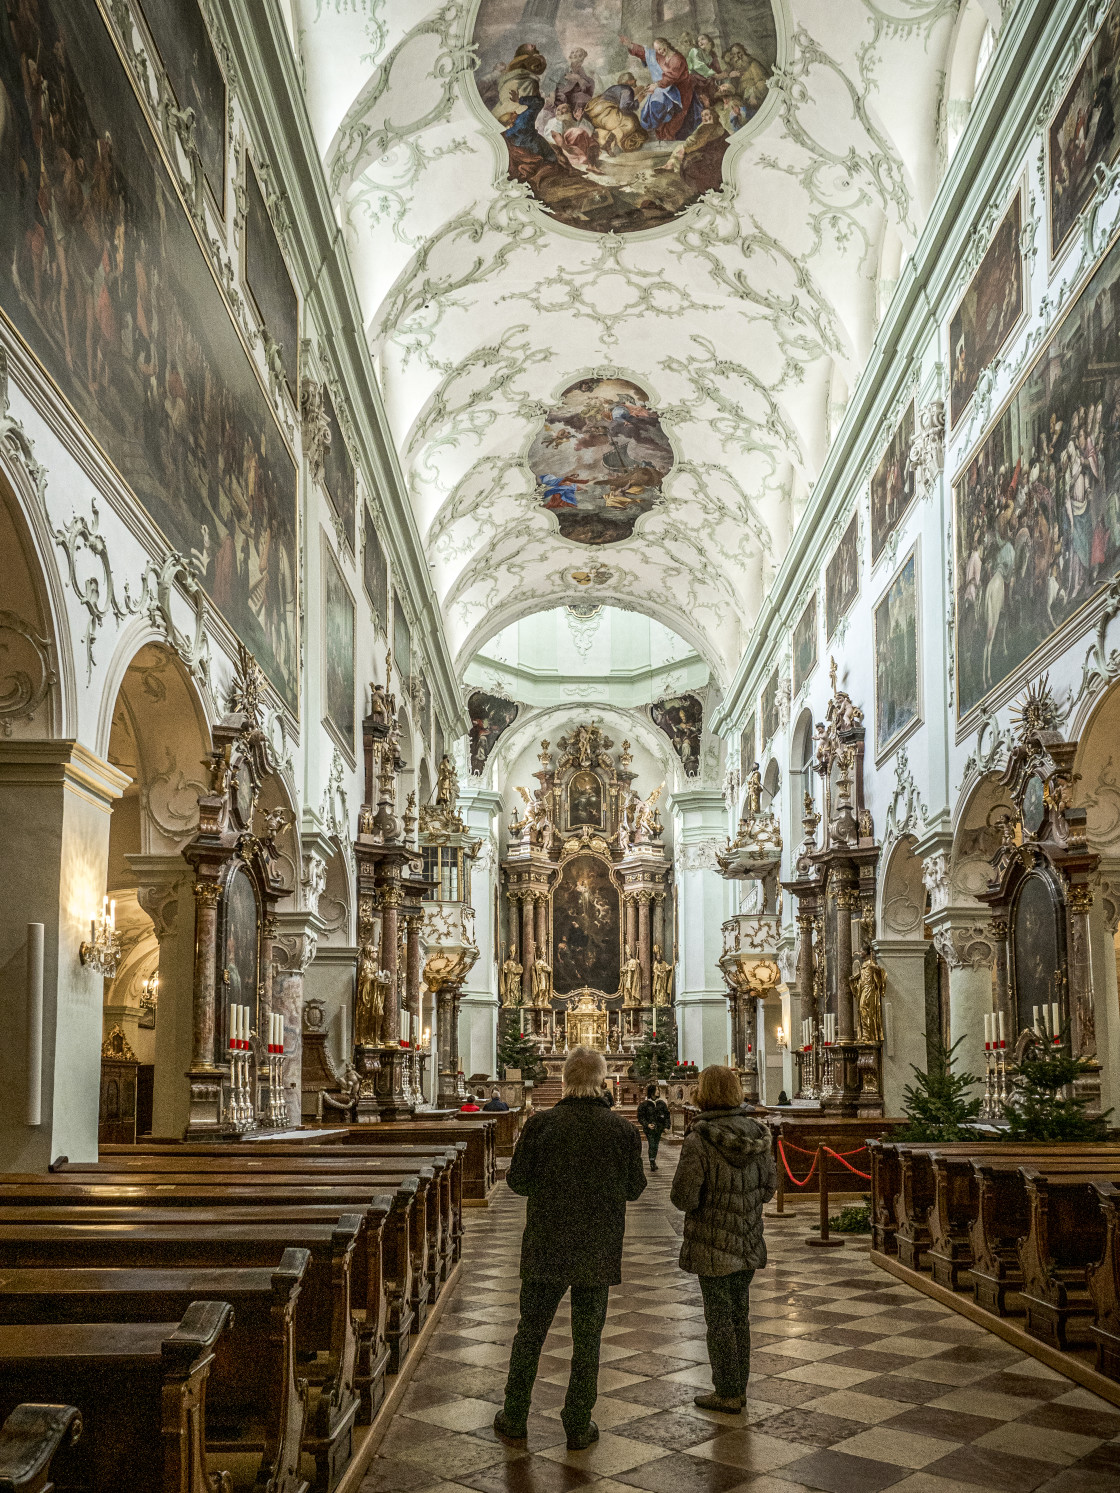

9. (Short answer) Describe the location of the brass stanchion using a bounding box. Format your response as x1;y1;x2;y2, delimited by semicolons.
806;1144;844;1248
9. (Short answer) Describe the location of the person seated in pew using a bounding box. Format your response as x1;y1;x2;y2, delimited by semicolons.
494;1046;646;1452
459;1096;482;1112
483;1088;510;1112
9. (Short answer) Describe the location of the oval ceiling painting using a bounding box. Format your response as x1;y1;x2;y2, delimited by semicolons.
472;2;778;235
528;376;673;545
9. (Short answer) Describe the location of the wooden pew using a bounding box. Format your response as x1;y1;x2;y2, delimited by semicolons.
893;1145;937;1270
866;1139;900;1255
0;1218;361;1492
0;1177;413;1397
0;1253;310;1493
317;1120;497;1202
1088;1181;1120;1379
0;1403;82;1493
1017;1167;1120;1351
0;1300;232;1492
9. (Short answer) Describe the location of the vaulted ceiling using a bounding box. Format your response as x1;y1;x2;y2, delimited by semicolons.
287;0;994;688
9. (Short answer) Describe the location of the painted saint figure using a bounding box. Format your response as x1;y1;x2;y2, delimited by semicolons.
620;33;702;141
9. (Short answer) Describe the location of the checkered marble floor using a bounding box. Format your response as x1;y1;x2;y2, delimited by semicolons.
360;1142;1120;1493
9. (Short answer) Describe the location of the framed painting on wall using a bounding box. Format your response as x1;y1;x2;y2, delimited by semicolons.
792;595;818;695
1049;2;1120;259
874;545;921;758
320;384;356;553
870;402;915;562
323;542;355;754
552;854;621;997
760;670;780;749
137;0;227;213
393;592;412;686
739;714;756;781
469;691;518;775
825;512;860;638
950;192;1024;428
220;865;259;1042
650;693;702;777
243;154;298;400
954;222;1120;715
0;0;299;713
362;505;388;636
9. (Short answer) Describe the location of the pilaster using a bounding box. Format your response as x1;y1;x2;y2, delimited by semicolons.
670;788;733;1067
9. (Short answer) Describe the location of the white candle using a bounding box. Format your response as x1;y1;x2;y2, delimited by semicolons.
1052;1003;1060;1041
984;1013;990;1046
998;1011;1006;1042
1033;1005;1040;1035
109;899;115;929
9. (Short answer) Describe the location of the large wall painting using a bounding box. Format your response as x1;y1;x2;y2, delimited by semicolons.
323;543;355;753
137;0;226;212
244;155;299;401
825;512;859;639
552;853;621;996
950;194;1024;428
650;692;702;776
874;547;920;758
955;226;1120;716
870;402;915;562
220;865;259;1038
792;594;817;696
468;690;519;775
393;592;412;686
528;377;673;544
362;506;389;636
321;385;356;553
739;713;756;781
472;1;778;235
760;669;779;748
0;0;298;711
1049;3;1120;259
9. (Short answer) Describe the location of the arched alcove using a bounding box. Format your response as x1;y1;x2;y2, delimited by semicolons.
0;470;62;740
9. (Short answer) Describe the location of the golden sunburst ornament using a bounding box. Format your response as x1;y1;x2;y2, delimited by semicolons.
1009;675;1061;739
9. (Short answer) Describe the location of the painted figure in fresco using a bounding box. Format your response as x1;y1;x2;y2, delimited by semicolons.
584;73;646;154
652;946;674;1007
500;954;524;1008
621;944;642;1006
620;34;702;141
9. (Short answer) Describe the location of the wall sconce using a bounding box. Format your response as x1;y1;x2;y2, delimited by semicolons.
140;973;159;1012
775;1025;788;1050
80;897;121;977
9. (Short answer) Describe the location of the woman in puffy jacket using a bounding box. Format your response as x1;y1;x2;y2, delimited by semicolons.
669;1065;775;1412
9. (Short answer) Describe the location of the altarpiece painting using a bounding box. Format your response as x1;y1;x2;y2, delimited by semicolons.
874;548;920;757
1049;1;1120;258
950;194;1024;427
469;691;518;774
244;154;299;400
650;692;702;776
137;0;227;212
0;0;299;712
870;402;915;561
826;512;859;638
568;771;604;828
528;377;673;545
472;0;778;234
792;594;817;695
1011;870;1066;1040
552;854;621;996
363;506;389;635
220;864;259;1042
954;225;1120;716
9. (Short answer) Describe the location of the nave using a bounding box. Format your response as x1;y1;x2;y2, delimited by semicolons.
363;1163;1120;1493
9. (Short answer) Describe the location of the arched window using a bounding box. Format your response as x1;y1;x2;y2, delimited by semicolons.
944;2;996;163
790;710;816;818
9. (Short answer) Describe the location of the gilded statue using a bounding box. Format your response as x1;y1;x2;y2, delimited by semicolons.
850;949;886;1044
652;945;673;1006
355;940;390;1047
621;944;642;1006
531;957;553;1008
500;954;523;1008
745;761;762;819
436;754;458;808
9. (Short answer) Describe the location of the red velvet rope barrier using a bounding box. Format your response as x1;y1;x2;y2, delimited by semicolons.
781;1138;869;1158
822;1145;872;1181
777;1137;818;1186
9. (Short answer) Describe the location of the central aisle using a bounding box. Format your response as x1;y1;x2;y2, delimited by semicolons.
362;1153;1120;1493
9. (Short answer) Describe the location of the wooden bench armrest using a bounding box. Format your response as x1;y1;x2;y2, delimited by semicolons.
161;1300;234;1373
0;1404;82;1492
272;1246;311;1297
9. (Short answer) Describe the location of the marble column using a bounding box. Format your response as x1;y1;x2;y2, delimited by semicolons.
638;893;652;1005
191;879;222;1071
520;894;535;1001
405;910;422;1048
0;742;129;1170
991;918;1011;1037
625;895;638;962
380;886;401;1045
836;884;856;1043
669;789;732;1067
652;893;666;959
436;987;456;1107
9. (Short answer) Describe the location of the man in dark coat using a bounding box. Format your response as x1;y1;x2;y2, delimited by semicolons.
636;1082;672;1169
494;1045;646;1451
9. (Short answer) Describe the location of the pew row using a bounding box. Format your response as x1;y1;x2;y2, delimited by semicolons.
0;1253;311;1493
0;1403;82;1493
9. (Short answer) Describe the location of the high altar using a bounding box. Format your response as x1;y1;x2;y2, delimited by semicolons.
500;724;675;1065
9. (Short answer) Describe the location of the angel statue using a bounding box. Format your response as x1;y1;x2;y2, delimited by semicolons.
500;954;523;1008
652;945;674;1006
531;956;553;1008
317;1060;363;1121
630;782;664;843
514;785;551;843
621;944;642;1006
850;948;886;1044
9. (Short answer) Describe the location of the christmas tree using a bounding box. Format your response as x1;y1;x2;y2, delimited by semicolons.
496;1022;546;1083
894;1038;983;1142
1002;1041;1112;1141
630;1018;676;1080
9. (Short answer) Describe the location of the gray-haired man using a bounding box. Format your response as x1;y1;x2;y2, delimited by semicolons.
494;1045;646;1450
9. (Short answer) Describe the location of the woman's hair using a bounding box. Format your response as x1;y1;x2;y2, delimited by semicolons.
646;1082;658;1098
695;1065;744;1111
563;1045;608;1098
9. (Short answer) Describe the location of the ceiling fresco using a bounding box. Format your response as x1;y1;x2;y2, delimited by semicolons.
471;1;778;235
295;0;996;684
528;376;674;544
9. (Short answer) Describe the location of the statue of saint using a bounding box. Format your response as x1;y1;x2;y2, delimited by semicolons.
651;945;674;1006
436;754;458;808
531;957;553;1008
850;949;886;1044
500;954;523;1008
745;761;762;819
621;944;642;1006
630;783;663;843
355;942;390;1047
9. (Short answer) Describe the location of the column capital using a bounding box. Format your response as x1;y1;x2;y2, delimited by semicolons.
0;739;131;809
126;852;193;940
927;909;995;970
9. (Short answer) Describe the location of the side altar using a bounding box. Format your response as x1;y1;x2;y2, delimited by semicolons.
500;724;676;1062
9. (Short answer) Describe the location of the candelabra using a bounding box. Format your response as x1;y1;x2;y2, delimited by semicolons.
80;896;121;977
982;1012;1009;1120
227;1002;256;1130
265;1013;288;1127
